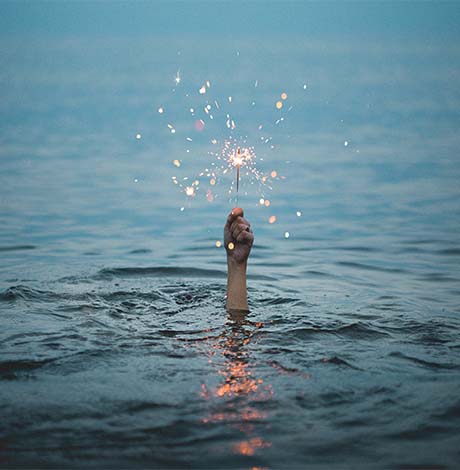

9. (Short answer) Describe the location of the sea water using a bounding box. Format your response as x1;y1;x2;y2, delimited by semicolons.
1;34;460;469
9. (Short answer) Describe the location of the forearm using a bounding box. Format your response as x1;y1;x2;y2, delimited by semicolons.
226;258;248;312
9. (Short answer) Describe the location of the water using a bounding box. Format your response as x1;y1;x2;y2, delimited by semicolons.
1;32;460;469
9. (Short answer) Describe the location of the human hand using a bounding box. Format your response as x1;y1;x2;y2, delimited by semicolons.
224;207;254;265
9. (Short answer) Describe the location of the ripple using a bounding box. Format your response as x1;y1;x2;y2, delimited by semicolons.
0;285;58;302
288;322;389;340
437;248;460;256
94;266;275;281
0;244;36;252
0;358;55;379
389;352;460;370
336;261;408;274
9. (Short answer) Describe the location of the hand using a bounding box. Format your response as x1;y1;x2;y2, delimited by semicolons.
224;207;254;265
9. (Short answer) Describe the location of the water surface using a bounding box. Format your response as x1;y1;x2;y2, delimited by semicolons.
1;33;460;469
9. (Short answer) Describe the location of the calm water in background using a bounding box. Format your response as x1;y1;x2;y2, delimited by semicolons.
1;33;460;469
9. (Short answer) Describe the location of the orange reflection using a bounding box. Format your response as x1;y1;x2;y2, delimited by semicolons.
233;437;271;456
200;310;272;459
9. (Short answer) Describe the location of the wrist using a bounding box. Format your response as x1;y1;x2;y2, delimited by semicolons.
227;256;247;272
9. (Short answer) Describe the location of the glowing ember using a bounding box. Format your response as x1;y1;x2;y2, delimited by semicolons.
215;240;222;248
268;215;276;224
173;159;181;167
185;186;195;197
270;170;277;178
174;70;181;85
281;92;288;100
228;242;235;250
275;101;283;109
195;119;205;131
264;199;270;207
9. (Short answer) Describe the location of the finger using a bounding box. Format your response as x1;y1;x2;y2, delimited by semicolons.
230;216;250;233
232;223;250;239
236;230;254;243
225;208;243;228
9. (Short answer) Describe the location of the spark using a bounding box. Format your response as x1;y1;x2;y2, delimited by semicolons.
284;231;290;238
228;242;235;250
173;159;181;167
199;85;206;94
195;119;205;131
259;198;265;205
296;211;302;217
135;133;142;139
275;101;283;109
158;107;164;114
215;241;222;248
281;92;288;100
185;186;195;197
344;141;349;147
174;70;181;85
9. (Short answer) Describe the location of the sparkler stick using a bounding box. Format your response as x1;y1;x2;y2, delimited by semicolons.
236;147;241;206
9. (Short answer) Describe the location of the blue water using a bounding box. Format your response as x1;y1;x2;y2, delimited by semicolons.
1;25;460;470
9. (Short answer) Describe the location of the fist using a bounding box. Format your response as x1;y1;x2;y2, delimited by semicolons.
224;207;254;264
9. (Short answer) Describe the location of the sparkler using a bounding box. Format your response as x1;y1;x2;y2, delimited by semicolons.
157;67;300;240
235;148;242;205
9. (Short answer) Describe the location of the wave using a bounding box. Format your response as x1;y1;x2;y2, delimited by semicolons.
288;322;389;340
389;351;460;370
0;245;36;252
336;261;408;274
93;266;275;281
0;358;54;379
0;285;58;302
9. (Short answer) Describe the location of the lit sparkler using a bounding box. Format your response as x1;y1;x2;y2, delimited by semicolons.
158;69;298;217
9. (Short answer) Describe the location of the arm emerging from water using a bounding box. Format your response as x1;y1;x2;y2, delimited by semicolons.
224;208;254;312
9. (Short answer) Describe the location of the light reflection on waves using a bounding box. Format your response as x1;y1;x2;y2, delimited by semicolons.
198;310;273;459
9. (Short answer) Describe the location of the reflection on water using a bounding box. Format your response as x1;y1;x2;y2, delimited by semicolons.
201;310;272;459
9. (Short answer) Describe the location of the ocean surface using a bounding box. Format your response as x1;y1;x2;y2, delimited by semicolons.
1;34;460;469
